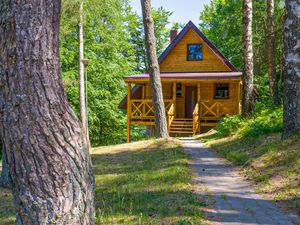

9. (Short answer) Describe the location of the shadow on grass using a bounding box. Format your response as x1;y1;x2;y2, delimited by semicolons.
92;139;204;224
198;132;300;217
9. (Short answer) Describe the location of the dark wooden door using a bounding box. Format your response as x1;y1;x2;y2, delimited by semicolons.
185;86;197;118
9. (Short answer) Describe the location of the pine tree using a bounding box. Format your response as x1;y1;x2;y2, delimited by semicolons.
282;0;300;138
267;0;280;106
140;0;169;137
0;1;95;223
242;0;255;118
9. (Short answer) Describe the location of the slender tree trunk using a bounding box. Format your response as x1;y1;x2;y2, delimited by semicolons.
78;1;89;142
267;0;280;106
0;144;12;189
242;0;255;118
282;0;300;138
141;0;169;138
0;1;95;224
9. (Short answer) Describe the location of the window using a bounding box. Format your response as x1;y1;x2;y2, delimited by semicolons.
187;44;203;61
215;83;229;99
176;83;182;96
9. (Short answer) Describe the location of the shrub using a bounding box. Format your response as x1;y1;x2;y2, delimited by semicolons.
214;103;283;138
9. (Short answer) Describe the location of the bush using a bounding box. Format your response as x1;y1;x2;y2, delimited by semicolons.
215;103;283;138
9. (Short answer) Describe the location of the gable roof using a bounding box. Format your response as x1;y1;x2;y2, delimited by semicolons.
158;21;237;72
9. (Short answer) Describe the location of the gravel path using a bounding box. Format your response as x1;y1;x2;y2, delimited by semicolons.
181;137;298;225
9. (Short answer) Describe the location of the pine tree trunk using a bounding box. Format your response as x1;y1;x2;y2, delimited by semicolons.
141;0;169;138
78;1;88;141
242;0;255;118
0;144;12;189
282;0;300;138
0;1;95;224
267;0;280;106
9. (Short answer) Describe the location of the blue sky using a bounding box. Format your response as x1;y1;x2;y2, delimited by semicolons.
130;0;211;26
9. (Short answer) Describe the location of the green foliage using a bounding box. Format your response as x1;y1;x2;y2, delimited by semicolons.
215;104;283;138
200;0;284;73
59;0;173;146
125;5;173;72
60;0;135;146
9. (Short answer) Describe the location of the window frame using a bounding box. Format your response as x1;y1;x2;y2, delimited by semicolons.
176;83;182;97
214;83;230;99
187;44;203;61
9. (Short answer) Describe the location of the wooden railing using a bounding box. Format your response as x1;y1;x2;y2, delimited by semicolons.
200;100;235;120
167;103;175;132
193;103;199;134
130;99;174;122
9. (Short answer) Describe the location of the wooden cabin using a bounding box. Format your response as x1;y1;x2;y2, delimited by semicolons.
119;21;242;142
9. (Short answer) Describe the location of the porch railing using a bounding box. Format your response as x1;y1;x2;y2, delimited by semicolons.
130;99;174;122
200;100;235;120
167;103;175;132
192;103;199;135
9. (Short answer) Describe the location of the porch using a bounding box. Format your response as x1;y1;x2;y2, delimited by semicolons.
125;81;242;142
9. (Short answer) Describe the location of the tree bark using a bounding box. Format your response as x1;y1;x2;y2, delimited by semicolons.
0;1;95;224
0;144;12;189
267;0;280;106
242;0;255;118
141;0;169;138
78;1;89;142
282;0;300;138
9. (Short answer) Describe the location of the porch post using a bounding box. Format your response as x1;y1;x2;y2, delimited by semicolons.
142;84;145;116
197;83;201;133
127;83;131;143
173;82;176;115
237;81;241;113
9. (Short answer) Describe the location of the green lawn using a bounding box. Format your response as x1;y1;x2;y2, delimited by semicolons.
0;138;203;225
198;130;300;214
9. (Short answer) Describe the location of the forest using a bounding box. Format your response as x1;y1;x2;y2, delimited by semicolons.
60;0;285;147
0;0;299;224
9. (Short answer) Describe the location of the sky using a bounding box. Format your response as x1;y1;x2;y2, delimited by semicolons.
130;0;211;26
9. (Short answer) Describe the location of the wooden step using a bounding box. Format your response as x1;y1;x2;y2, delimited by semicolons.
171;121;193;125
171;123;193;126
173;118;193;121
170;127;193;131
169;131;194;134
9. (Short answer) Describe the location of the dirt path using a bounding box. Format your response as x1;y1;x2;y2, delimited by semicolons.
181;137;297;225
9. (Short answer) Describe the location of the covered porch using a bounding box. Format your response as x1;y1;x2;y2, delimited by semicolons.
120;72;242;142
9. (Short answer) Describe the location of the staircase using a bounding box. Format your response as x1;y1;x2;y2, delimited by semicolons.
169;118;194;137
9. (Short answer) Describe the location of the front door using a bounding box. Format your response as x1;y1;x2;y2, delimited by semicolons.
185;86;197;118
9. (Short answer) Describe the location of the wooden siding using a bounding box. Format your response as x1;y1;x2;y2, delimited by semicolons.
159;29;231;72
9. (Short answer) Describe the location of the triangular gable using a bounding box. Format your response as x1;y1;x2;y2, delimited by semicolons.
158;21;237;72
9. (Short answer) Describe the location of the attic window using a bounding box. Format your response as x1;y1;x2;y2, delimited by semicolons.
187;44;202;61
215;83;229;99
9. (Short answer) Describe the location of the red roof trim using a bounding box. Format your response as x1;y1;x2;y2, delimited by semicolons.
124;72;242;80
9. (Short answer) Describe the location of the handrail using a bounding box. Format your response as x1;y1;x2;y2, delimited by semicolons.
167;103;175;132
130;99;175;120
192;103;199;135
199;101;231;119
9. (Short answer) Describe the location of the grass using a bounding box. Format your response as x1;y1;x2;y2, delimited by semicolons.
93;138;203;224
198;130;300;214
0;138;203;224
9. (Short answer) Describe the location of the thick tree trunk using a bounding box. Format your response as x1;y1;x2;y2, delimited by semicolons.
0;1;95;224
0;144;12;189
141;0;169;138
267;0;280;106
242;0;255;118
78;1;88;141
282;0;300;138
